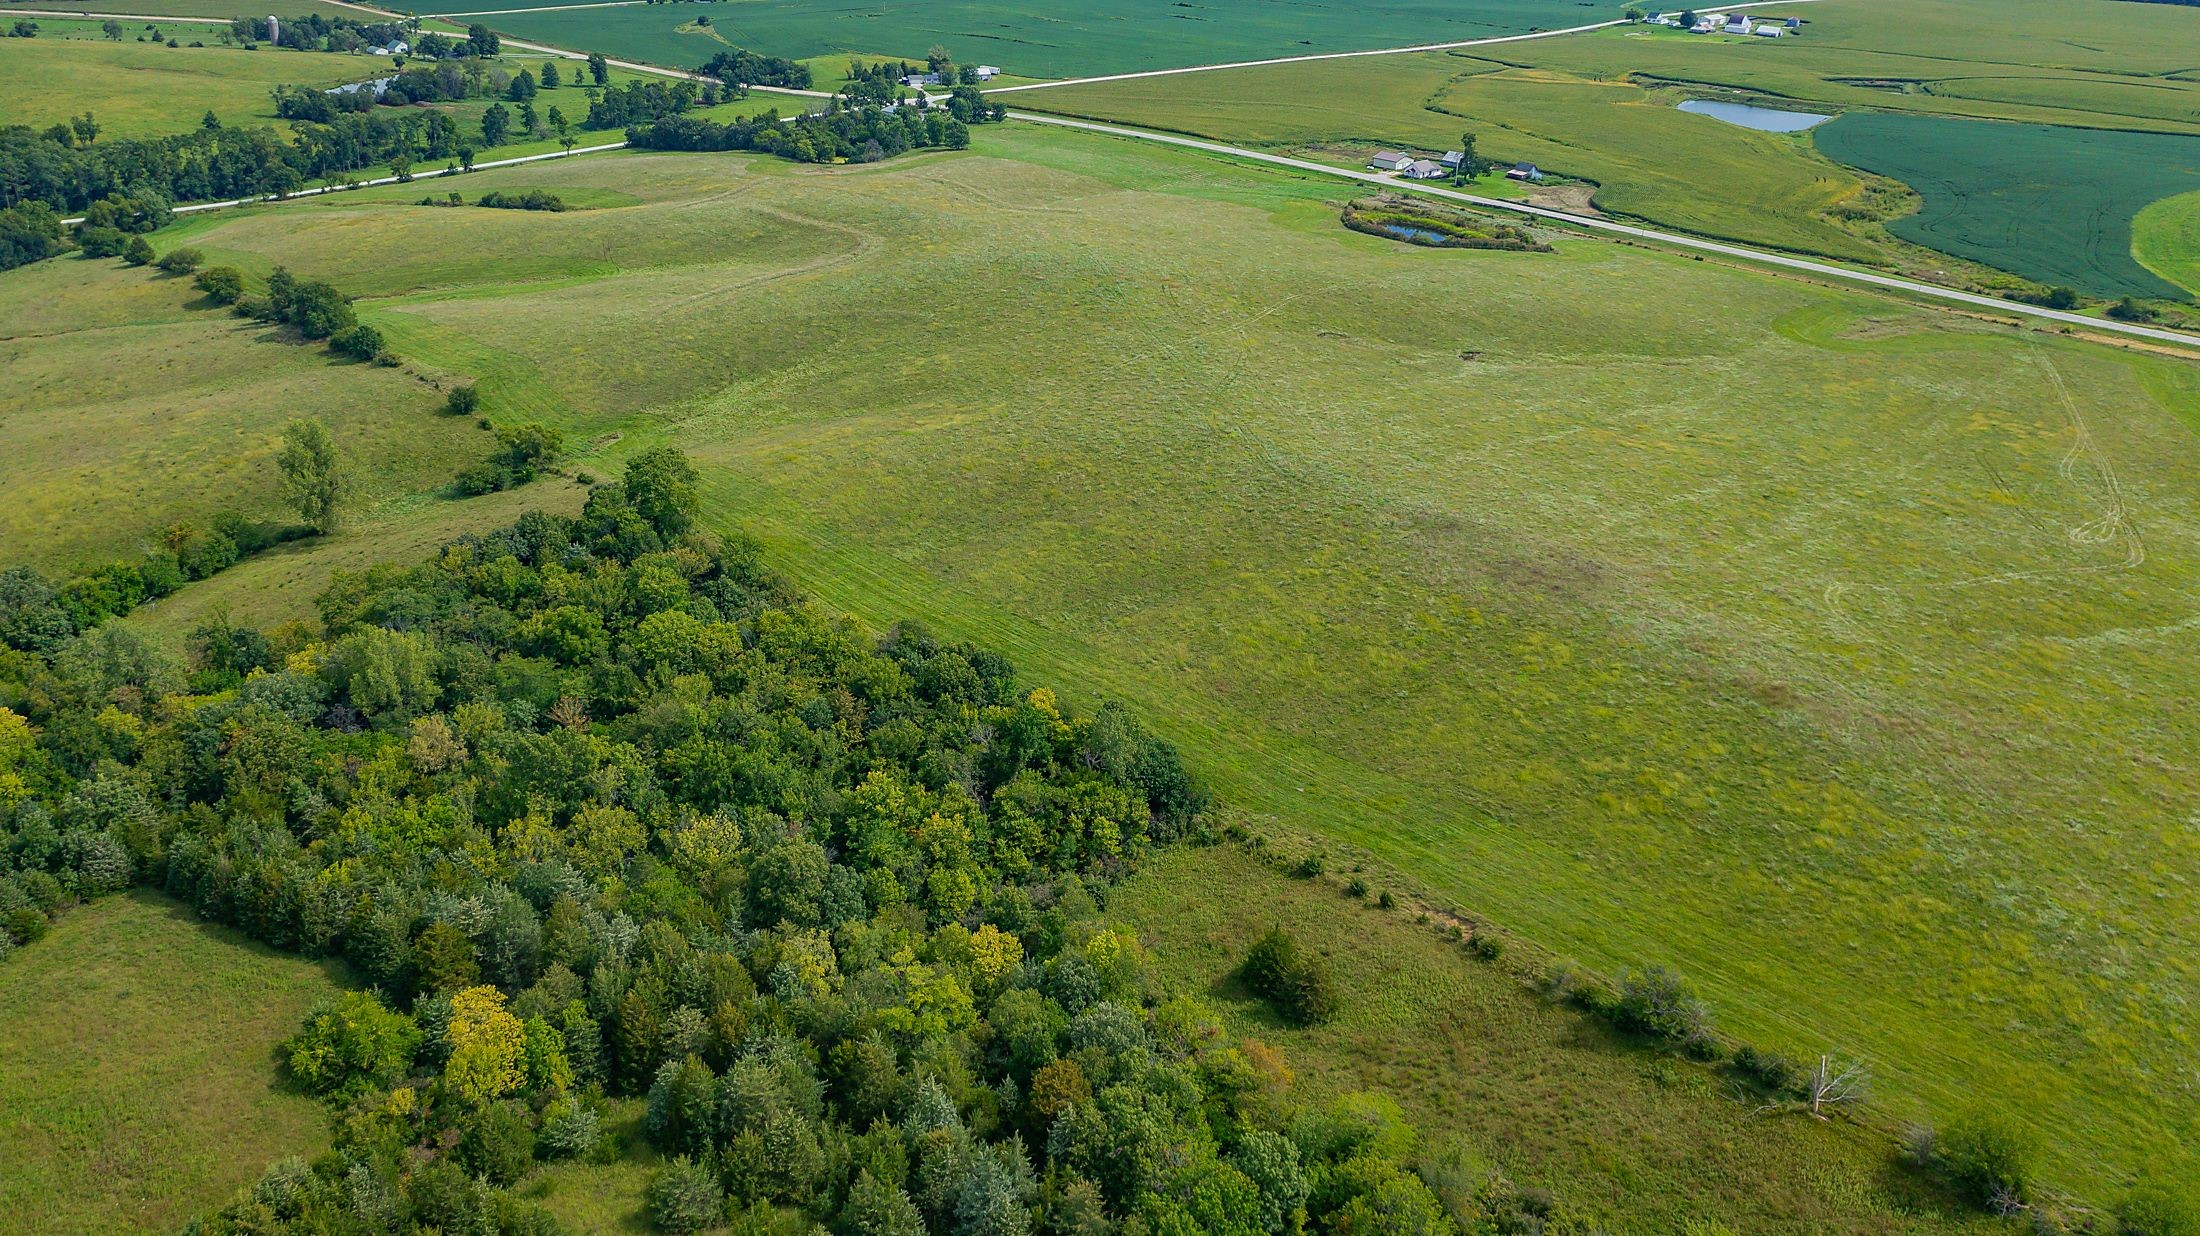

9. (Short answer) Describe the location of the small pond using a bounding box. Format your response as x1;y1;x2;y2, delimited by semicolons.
1677;98;1833;132
1379;225;1451;245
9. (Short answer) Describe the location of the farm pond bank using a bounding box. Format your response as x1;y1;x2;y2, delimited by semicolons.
1677;98;1832;131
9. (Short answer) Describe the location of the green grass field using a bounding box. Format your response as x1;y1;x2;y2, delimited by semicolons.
0;250;498;574
1113;844;2004;1235
60;126;2198;1198
1815;112;2200;298
0;31;384;137
0;891;347;1235
425;0;1616;79
2136;188;2200;297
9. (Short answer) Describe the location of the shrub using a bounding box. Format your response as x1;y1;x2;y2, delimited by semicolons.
195;265;245;303
1292;853;1325;878
76;225;128;258
1612;966;1712;1051
648;1155;724;1234
1937;1109;2037;1208
1468;932;1502;962
1375;890;1395;910
330;322;385;361
155;245;203;273
2118;1178;2200;1236
1731;1045;1798;1096
458;1101;538;1187
1242;927;1340;1026
1344;876;1368;899
2108;296;2159;323
444;385;481;416
477;188;567;212
123;235;155;266
539;1099;602;1160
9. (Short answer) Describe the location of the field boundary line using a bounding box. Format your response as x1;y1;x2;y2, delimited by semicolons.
1005;110;2200;350
984;0;1828;94
60;142;629;224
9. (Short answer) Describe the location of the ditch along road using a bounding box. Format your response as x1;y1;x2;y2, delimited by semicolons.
31;0;2200;349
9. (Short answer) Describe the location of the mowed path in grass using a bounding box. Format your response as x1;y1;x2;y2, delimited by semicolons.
0;892;347;1235
125;130;2200;1193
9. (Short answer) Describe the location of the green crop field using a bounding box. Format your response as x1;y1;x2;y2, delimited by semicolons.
1018;54;1885;259
421;0;1615;80
0;32;383;138
1112;845;2004;1235
1815;112;2200;299
58;125;2197;1200
2137;188;2200;297
0;891;347;1235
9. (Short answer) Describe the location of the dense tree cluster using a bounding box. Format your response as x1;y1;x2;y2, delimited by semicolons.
584;79;703;131
697;48;813;91
628;105;984;165
0;449;1530;1236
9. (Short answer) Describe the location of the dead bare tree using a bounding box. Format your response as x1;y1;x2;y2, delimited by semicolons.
1805;1054;1868;1119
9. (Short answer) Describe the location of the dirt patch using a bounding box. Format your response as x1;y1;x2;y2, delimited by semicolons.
1528;183;1598;215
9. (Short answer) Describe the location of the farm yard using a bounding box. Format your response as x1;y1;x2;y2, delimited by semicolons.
1816;114;2200;299
15;129;2189;1199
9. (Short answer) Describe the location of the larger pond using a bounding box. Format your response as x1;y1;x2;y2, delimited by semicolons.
1677;98;1833;132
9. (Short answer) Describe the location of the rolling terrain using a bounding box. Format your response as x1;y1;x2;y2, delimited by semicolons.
27;130;2194;1193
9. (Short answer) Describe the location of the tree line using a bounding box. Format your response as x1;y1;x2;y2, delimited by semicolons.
628;104;987;166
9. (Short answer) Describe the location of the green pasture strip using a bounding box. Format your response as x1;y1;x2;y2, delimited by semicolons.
0;891;347;1236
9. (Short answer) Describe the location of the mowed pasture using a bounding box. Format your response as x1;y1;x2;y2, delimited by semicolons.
98;128;2200;1194
0;892;346;1235
2137;189;2200;297
1113;845;2004;1235
1020;53;1885;259
1816;113;2200;298
0;252;494;575
428;0;1614;79
0;30;381;138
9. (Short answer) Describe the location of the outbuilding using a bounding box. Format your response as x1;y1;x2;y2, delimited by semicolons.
1440;150;1465;169
1368;151;1415;172
974;65;1001;80
1505;162;1544;182
1752;24;1785;35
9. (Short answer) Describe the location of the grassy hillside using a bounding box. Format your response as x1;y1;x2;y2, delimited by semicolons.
0;0;365;19
0;252;497;575
0;31;381;137
0;891;346;1235
73;126;2200;1195
1112;844;2002;1234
